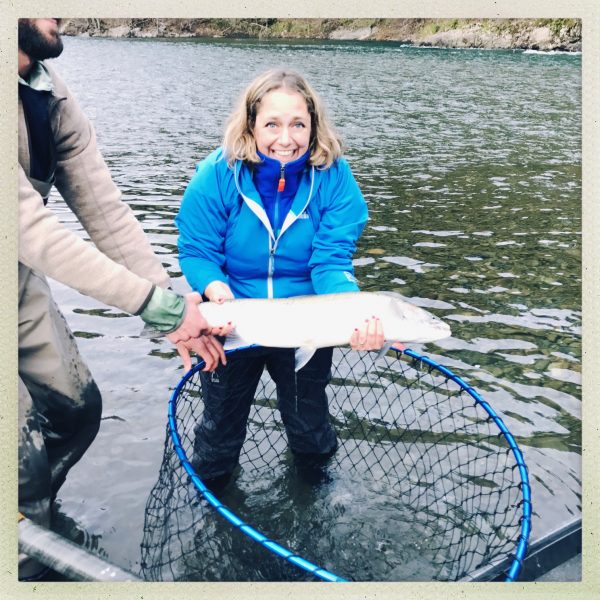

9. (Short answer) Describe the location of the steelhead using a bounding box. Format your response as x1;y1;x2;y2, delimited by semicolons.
197;291;451;369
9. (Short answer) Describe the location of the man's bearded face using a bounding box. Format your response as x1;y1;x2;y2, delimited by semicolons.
18;19;64;61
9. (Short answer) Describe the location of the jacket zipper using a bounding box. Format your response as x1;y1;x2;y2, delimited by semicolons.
274;162;285;237
268;237;281;299
269;163;285;298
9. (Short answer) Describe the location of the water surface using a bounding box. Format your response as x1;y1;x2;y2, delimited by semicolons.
49;36;581;579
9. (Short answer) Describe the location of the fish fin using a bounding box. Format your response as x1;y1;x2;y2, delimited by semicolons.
376;341;406;359
295;346;317;372
223;329;250;351
375;341;395;360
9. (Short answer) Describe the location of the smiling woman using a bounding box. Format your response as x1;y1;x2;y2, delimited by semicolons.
174;68;387;493
222;69;342;169
253;89;311;164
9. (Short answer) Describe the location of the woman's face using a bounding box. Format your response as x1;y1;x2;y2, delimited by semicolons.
253;88;311;164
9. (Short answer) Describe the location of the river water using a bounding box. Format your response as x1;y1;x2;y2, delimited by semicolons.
48;36;581;580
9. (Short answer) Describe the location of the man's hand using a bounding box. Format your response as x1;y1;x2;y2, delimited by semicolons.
175;335;227;373
167;292;234;345
167;291;234;372
167;292;208;343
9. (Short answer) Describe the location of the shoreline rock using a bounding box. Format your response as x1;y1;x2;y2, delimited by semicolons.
60;18;582;52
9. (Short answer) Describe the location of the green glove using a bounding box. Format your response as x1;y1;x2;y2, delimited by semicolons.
139;286;186;334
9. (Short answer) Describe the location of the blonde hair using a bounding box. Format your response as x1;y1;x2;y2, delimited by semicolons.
222;69;343;169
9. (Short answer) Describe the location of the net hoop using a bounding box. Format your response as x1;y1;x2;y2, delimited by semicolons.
167;346;532;582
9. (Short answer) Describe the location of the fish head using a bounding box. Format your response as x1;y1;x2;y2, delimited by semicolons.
378;291;452;343
411;314;452;343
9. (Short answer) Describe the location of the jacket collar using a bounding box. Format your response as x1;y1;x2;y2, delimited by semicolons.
234;156;322;240
254;149;310;181
18;60;53;91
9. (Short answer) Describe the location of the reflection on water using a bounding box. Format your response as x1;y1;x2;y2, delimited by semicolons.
49;36;580;579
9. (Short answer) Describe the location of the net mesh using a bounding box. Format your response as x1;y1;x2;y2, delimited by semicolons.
140;348;525;581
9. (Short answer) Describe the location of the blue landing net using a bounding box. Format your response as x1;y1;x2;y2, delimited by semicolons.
141;347;531;582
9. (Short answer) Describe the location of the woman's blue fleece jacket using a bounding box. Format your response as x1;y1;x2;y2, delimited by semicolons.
175;147;368;300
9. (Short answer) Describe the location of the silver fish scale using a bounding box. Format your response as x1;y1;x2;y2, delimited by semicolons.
198;291;451;350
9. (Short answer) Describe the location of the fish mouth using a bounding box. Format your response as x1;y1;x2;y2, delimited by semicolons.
409;320;452;343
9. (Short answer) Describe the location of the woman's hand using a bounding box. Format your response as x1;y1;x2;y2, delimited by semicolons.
175;335;227;373
350;317;385;351
205;281;235;304
203;281;235;338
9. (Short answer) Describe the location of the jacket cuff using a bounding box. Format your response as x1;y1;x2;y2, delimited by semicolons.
135;285;156;316
313;270;360;294
139;286;186;333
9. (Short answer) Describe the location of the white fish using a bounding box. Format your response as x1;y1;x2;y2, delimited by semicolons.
198;291;451;370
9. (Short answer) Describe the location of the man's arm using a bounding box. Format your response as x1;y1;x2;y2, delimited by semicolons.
20;165;230;370
19;164;158;315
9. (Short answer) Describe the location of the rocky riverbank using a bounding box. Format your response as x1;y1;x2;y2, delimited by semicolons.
61;18;581;52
